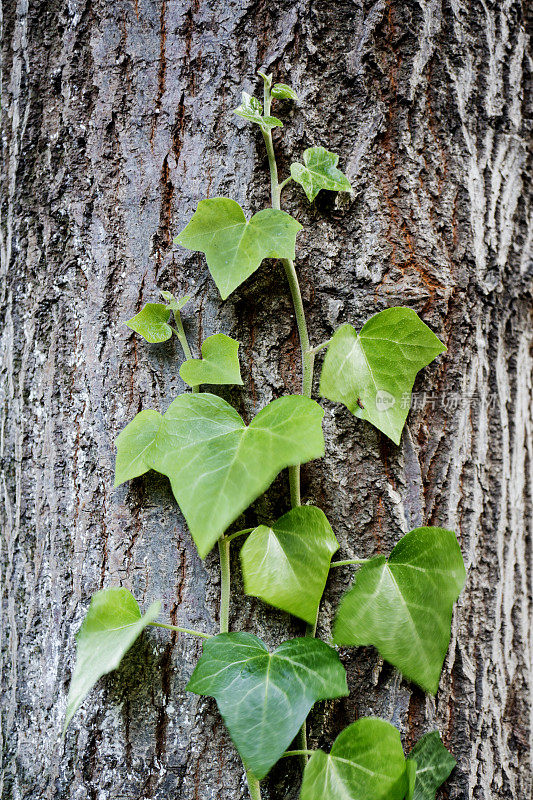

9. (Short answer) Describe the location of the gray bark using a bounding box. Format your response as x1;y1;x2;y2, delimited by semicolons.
1;1;532;798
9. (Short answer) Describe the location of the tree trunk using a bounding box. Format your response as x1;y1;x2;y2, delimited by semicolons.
1;1;531;798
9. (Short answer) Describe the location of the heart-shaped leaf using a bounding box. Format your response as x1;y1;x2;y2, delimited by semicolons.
240;506;338;624
187;632;348;779
271;83;298;100
333;527;466;694
319;307;446;445
126;303;172;343
64;588;160;732
233;91;283;132
300;717;408;800
174;198;302;300
115;394;325;558
179;333;243;387
290;146;352;202
408;732;456;799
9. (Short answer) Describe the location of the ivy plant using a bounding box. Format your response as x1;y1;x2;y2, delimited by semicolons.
65;72;465;800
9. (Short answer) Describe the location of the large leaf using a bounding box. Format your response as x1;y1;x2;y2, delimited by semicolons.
333;527;466;694
405;760;417;800
240;506;338;624
115;394;325;558
233;91;283;132
64;588;160;731
114;409;163;486
126;303;172;343
300;717;408;800
408;732;456;799
187;632;348;780
290;146;352;202
174;198;302;300
179;333;243;387
319;307;446;445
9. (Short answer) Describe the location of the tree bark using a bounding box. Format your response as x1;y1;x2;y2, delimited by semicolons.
1;1;531;799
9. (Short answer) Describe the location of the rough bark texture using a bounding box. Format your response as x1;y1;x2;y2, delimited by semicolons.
1;1;532;798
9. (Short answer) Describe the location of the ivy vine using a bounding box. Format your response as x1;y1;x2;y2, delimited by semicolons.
64;73;465;800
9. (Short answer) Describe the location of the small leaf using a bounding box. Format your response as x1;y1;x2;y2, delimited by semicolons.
126;303;172;343
187;632;348;779
290;146;352;202
174;198;302;300
408;732;456;800
64;588;160;731
333;527;466;694
240;506;338;624
114;409;163;487
233;91;283;132
300;717;408;800
160;289;191;314
179;333;243;387
271;83;298;100
115;394;325;558
405;759;417;800
319;307;446;445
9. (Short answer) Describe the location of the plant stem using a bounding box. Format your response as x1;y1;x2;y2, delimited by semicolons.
171;317;200;393
225;527;254;543
149;622;211;638
280;749;315;759
246;772;261;800
218;536;231;633
329;558;369;568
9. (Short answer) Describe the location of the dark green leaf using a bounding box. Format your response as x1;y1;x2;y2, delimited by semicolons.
126;303;172;343
233;91;283;132
405;759;417;800
300;717;408;800
187;632;348;779
319;307;446;444
290;146;351;202
179;333;243;387
408;732;456;799
115;394;325;558
240;506;338;624
271;83;298;100
333;527;466;694
64;588;160;731
174;198;302;300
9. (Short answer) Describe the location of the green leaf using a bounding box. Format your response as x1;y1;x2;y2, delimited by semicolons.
126;303;172;343
290;146;352;202
160;290;191;314
271;83;298;100
233;91;283;132
405;759;417;800
187;632;348;779
300;717;408;800
114;409;163;487
333;527;466;694
115;394;325;558
179;333;243;387
240;506;338;624
64;588;160;732
408;732;456;800
319;307;446;445
174;198;302;300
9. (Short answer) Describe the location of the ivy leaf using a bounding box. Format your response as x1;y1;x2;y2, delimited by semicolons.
179;333;243;387
160;290;191;314
240;506;338;624
115;394;325;558
233;91;283;132
114;409;163;486
64;588;160;732
187;632;348;780
174;198;302;300
408;732;456;799
319;307;446;445
126;303;172;343
290;146;352;202
271;83;298;100
333;527;466;694
300;717;408;800
405;760;417;800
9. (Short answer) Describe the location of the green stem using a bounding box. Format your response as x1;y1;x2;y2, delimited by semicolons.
225;527;254;543
218;536;231;633
171;316;200;393
246;772;261;800
149;622;211;638
280;749;315;759
330;558;369;568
